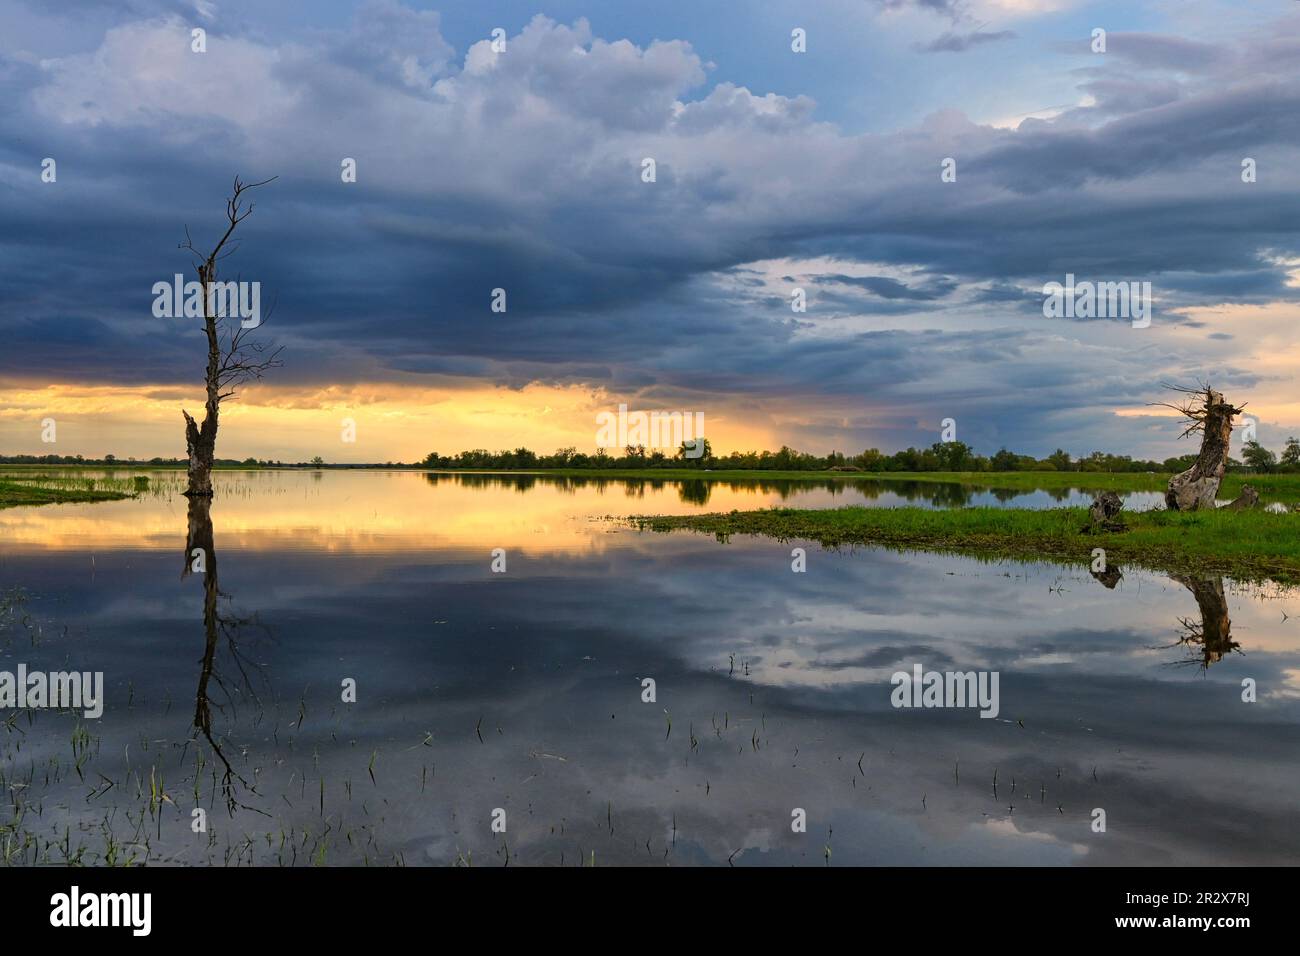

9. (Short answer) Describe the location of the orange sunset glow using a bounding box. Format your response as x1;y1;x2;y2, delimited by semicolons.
0;380;783;462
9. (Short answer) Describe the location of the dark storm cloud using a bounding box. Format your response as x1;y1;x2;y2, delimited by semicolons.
969;282;1040;308
1;5;1299;455
1100;32;1232;73
915;30;1016;54
816;274;959;301
16;0;211;15
962;83;1300;195
878;0;963;16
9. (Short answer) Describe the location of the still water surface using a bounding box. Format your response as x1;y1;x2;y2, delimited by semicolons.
0;471;1294;865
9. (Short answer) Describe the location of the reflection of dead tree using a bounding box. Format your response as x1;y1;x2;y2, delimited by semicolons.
1089;561;1124;589
183;496;271;816
1152;384;1246;511
178;176;282;499
1162;574;1242;670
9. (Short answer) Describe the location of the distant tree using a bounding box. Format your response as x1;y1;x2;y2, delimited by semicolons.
677;438;713;465
990;448;1019;471
930;440;975;472
854;448;884;472
310;456;324;467
1047;448;1072;472
1241;440;1277;472
1281;437;1300;468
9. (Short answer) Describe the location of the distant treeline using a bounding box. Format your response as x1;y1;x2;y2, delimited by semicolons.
0;454;409;469
5;435;1297;473
420;436;1300;473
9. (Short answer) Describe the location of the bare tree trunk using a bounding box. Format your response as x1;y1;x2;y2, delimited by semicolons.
1164;388;1243;511
182;409;216;497
183;261;221;498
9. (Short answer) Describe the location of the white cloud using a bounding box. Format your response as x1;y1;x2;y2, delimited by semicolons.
34;17;292;127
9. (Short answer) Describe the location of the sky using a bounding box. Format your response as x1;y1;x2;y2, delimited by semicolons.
1;0;1298;463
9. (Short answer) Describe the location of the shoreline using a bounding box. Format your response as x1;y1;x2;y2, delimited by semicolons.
629;505;1300;586
5;463;1294;496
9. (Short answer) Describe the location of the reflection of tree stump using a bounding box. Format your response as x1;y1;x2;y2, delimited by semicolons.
1084;491;1125;532
182;495;265;814
183;497;222;742
1090;564;1124;589
183;495;215;582
1167;574;1240;669
1159;386;1246;511
1222;484;1259;511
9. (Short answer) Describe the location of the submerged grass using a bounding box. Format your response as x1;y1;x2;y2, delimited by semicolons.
0;477;136;509
632;505;1300;585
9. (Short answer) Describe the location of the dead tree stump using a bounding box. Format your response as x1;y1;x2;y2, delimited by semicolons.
1085;490;1125;532
1221;484;1259;511
1159;386;1246;511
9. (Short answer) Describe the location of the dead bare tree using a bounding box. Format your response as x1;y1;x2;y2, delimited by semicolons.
178;175;282;497
1084;489;1125;532
1152;383;1246;511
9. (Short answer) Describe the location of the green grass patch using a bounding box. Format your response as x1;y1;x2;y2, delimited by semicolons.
631;504;1300;585
845;470;1300;502
0;478;135;509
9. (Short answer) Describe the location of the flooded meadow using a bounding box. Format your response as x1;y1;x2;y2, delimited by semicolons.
0;470;1295;866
